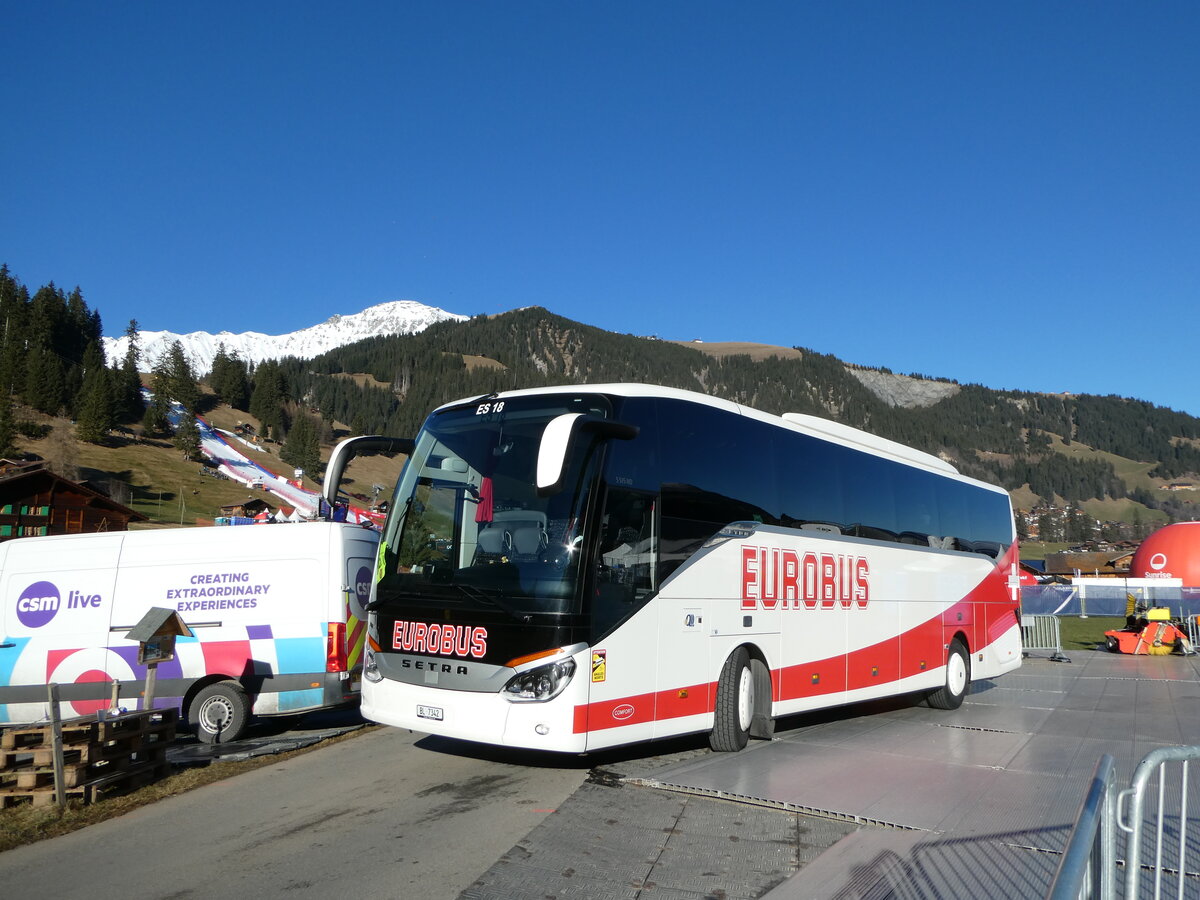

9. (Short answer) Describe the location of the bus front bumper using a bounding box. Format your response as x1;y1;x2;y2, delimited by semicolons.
361;676;586;753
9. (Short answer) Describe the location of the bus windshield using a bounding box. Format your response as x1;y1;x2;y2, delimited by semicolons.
376;393;611;616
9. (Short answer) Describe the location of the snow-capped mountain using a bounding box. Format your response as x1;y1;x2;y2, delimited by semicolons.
102;300;467;374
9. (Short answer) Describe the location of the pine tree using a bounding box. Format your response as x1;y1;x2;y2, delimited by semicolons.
211;344;250;409
165;340;199;414
0;265;29;402
210;344;230;398
0;395;17;458
24;346;64;415
142;352;174;436
75;343;115;443
113;319;145;423
250;360;287;439
281;412;321;478
174;414;202;460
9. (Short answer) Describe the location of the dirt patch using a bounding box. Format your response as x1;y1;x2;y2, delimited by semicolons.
670;341;803;362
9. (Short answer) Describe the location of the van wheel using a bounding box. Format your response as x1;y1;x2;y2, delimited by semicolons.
927;639;970;710
710;647;754;752
189;681;251;743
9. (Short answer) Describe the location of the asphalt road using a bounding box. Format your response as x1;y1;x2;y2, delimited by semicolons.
0;726;593;899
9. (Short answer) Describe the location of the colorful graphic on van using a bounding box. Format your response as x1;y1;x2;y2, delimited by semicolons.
46;646;142;716
345;565;372;671
26;634;328;718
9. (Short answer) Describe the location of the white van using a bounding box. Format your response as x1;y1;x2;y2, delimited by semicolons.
0;522;379;742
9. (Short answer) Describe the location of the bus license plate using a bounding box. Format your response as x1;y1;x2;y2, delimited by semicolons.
417;705;444;721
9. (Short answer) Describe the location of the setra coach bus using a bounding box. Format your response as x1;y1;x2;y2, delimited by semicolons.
360;384;1022;753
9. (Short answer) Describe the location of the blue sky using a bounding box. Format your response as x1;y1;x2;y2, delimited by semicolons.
3;3;1197;416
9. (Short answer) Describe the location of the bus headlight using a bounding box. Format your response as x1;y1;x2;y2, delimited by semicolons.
363;646;383;683
503;658;576;702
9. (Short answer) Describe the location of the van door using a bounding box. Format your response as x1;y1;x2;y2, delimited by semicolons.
0;535;123;724
343;548;377;685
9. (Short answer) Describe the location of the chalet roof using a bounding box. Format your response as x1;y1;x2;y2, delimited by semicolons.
1043;550;1135;576
0;458;45;479
0;462;147;521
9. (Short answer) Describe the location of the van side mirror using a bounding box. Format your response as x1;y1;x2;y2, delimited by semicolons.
537;414;638;496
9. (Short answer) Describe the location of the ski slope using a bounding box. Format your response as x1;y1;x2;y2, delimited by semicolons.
160;393;379;525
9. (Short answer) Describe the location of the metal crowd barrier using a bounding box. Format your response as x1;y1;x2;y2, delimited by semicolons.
1022;613;1071;662
1119;746;1200;900
1048;754;1117;900
1048;745;1200;899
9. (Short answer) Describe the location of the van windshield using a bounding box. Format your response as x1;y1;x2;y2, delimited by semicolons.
375;393;610;616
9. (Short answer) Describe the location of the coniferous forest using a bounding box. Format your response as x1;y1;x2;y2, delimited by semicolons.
283;307;1200;523
3;265;1199;527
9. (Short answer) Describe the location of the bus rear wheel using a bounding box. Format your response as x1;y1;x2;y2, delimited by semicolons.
927;639;970;710
710;647;755;752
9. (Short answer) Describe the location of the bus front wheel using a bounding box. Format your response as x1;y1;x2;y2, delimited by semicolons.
710;647;755;752
927;639;970;710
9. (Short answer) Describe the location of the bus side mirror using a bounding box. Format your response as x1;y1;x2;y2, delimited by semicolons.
537;414;638;496
323;435;415;514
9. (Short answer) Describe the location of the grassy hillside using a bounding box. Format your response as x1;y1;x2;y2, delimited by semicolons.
1045;434;1193;521
18;420;260;525
13;404;407;527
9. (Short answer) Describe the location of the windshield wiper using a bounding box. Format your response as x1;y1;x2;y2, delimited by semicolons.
453;583;533;623
367;582;532;623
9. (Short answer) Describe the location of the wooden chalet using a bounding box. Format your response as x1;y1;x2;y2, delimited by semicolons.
218;497;275;519
0;460;147;540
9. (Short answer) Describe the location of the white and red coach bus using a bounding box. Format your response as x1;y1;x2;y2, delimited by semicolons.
361;384;1022;752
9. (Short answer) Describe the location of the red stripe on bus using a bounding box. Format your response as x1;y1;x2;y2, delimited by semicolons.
574;682;715;733
574;552;1018;733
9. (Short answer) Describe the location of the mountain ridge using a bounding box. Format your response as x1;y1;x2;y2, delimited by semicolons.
102;299;467;375
273;306;1199;533
107;299;977;412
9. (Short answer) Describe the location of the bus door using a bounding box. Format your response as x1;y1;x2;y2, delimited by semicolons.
584;487;661;749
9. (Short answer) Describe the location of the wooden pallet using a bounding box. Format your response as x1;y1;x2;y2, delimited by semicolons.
0;766;170;809
1;744;169;791
0;709;177;807
1;722;94;751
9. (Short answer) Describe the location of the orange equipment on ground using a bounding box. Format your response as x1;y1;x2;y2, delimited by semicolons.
1104;595;1195;656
